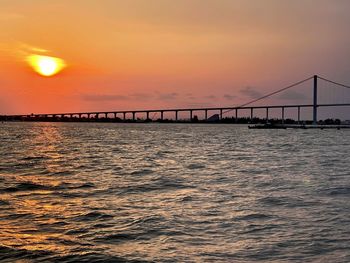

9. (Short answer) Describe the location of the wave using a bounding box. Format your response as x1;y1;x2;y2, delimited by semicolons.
0;245;148;262
73;211;114;222
1;182;54;193
0;200;10;206
130;169;154;176
328;187;350;196
234;213;273;221
0;245;52;262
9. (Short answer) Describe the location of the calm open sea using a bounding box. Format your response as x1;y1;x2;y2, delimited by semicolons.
0;122;349;262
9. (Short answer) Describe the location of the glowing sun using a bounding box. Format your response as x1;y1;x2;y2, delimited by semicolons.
27;55;66;77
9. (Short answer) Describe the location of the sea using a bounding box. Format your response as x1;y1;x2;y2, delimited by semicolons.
0;122;349;262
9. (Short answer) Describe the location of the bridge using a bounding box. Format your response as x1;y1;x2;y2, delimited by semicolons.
1;75;350;124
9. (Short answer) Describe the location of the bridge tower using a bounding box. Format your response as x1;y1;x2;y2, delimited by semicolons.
313;75;318;125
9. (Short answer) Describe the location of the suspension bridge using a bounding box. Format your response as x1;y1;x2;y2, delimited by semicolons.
1;75;350;124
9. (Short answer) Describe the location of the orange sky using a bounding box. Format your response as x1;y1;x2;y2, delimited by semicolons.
1;0;350;114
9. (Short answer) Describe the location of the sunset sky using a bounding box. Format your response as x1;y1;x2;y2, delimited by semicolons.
1;0;350;115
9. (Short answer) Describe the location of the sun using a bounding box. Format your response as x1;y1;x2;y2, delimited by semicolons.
27;55;66;77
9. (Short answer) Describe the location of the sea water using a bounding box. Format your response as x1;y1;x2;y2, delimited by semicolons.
0;122;349;262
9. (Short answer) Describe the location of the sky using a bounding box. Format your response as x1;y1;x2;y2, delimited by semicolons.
1;0;350;116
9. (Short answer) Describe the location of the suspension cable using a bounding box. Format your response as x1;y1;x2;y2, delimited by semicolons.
222;76;314;115
318;76;350;89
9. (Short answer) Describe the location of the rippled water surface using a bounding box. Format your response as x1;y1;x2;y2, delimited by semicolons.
0;122;349;262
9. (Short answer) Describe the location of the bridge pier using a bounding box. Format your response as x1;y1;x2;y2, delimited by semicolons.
146;111;149;120
220;109;223;120
282;107;285;124
175;111;178;121
250;108;253;120
297;106;300;124
266;108;269;123
205;110;208;121
105;113;108;119
132;112;135;121
160;111;164;121
123;112;126;120
190;110;193;121
235;109;238;122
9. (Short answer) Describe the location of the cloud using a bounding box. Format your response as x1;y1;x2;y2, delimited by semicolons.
184;93;196;100
158;92;178;100
239;86;263;99
223;94;236;100
18;42;49;54
185;102;215;108
204;95;216;99
0;42;49;60
81;94;129;101
130;93;153;101
278;90;309;101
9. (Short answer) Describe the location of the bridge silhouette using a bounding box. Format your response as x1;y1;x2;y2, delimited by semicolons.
1;75;350;124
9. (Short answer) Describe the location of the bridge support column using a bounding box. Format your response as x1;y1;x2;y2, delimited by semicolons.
146;112;149;120
160;111;164;121
87;114;91;119
235;109;238;122
114;113;117;119
132;112;135;121
190;110;193;121
266;108;269;123
105;113;108;119
175;111;178;121
250;108;253;121
282;107;285;124
297;107;300;124
220;109;223;120
205;110;208;121
313;75;318;125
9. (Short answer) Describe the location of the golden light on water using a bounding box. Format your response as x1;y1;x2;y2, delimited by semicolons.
27;55;66;77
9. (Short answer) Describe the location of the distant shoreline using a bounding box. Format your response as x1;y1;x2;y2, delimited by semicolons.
0;116;346;126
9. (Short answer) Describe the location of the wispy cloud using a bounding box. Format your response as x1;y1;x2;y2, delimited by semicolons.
185;102;215;108
81;94;129;101
130;93;153;101
158;92;178;100
239;86;263;99
184;93;196;100
81;92;180;102
0;41;50;61
223;94;236;100
204;95;216;99
17;42;49;54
